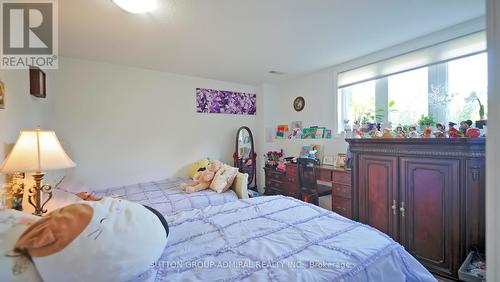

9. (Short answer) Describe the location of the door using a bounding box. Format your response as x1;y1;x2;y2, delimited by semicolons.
358;154;398;240
399;157;460;277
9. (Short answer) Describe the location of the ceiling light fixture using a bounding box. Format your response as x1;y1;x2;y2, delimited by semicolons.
112;0;157;14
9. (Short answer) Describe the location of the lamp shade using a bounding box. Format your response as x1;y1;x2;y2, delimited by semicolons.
0;129;76;173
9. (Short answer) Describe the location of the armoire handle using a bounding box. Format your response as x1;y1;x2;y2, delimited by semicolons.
391;200;397;215
400;201;405;217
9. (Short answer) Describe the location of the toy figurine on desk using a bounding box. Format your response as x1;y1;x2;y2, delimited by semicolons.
382;128;393;138
369;127;382;138
466;127;481;138
408;125;419;138
421;127;433;138
395;126;405;138
448;122;463;138
434;123;446;138
460;120;473;135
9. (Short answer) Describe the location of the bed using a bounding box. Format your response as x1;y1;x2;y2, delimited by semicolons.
132;195;436;282
91;175;249;216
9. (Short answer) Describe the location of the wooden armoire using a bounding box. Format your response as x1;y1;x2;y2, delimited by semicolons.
346;138;485;280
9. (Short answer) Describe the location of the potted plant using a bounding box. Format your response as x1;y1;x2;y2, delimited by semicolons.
363;100;397;132
417;115;436;131
351;100;396;133
352;105;366;129
467;92;487;129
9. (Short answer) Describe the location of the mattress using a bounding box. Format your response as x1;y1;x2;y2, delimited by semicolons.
92;177;239;216
135;195;435;282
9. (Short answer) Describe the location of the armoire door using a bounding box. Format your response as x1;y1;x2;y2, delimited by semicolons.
357;154;398;240
399;157;460;278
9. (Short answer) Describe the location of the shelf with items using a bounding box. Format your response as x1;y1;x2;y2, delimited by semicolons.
275;122;334;140
344;120;486;139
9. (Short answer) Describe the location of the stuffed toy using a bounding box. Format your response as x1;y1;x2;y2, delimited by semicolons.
460;120;473;135
181;160;222;193
209;164;239;193
382;128;393;138
466;128;481;138
421;127;433;138
394;126;404;138
15;197;168;282
434;123;446;138
188;158;211;179
368;128;382;138
434;131;445;138
448;122;463;138
408;125;419;138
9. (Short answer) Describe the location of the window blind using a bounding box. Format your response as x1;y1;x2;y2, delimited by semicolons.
337;31;486;88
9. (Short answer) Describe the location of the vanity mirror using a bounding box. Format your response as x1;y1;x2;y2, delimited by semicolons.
233;126;257;191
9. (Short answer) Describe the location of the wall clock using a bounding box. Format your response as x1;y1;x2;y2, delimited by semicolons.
293;96;305;112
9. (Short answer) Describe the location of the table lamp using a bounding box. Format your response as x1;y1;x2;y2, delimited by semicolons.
0;128;76;216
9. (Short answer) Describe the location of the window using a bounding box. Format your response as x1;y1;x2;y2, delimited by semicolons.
338;80;376;126
388;67;428;126
448;53;488;123
337;32;487;131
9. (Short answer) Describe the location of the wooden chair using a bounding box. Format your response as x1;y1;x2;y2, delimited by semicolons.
297;158;332;206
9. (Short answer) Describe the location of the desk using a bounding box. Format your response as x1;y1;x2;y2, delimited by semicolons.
263;163;353;219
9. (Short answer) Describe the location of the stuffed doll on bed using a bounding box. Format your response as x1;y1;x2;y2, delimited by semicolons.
181;160;239;194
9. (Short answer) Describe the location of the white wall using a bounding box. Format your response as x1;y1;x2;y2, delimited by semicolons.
0;69;47;185
266;69;347;160
44;58;258;190
486;0;500;280
256;83;285;190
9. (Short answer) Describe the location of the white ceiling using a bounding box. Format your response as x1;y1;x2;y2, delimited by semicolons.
59;0;485;85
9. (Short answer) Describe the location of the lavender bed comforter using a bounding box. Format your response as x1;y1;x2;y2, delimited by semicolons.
92;177;239;216
134;195;436;282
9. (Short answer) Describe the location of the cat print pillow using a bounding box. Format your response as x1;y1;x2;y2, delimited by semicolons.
15;197;168;282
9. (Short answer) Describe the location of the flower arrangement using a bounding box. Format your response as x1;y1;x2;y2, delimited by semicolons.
1;182;23;210
264;150;283;167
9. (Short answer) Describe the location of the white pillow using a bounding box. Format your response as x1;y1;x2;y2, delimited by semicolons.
0;209;42;282
210;165;239;193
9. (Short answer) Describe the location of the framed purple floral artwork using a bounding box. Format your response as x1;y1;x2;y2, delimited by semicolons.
196;88;256;115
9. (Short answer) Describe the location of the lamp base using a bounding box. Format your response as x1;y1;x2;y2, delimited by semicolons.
27;172;53;216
